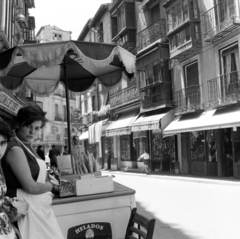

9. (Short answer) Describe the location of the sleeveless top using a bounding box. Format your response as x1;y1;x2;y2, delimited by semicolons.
1;138;40;198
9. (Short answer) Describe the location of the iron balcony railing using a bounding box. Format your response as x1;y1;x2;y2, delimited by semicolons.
207;71;240;108
137;19;167;51
109;84;139;109
140;82;172;110
202;0;240;42
174;85;202;114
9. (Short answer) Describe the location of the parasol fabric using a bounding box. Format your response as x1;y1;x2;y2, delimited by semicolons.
0;41;136;96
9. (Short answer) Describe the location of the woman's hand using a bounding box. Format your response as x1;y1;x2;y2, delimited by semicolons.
49;174;60;186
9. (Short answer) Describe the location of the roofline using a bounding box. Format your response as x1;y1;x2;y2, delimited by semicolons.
36;25;72;37
77;19;92;41
89;3;110;28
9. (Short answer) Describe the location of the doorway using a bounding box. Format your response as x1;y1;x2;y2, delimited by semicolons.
222;128;233;177
103;137;112;170
181;133;190;175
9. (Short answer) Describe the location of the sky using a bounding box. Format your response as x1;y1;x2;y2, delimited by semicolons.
29;0;112;40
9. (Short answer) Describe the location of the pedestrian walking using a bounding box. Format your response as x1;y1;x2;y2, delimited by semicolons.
138;150;150;174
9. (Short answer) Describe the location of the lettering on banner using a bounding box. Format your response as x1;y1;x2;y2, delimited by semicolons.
67;222;112;239
0;92;22;115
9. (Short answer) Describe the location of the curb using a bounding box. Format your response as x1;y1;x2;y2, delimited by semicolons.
101;170;240;187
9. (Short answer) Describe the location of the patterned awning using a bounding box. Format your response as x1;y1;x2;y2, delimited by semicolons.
131;110;174;132
106;111;139;137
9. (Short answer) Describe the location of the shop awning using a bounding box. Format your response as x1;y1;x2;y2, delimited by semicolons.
132;109;174;132
164;104;240;135
106;111;138;137
79;131;89;141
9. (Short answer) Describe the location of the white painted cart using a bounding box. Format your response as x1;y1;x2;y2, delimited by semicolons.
52;182;136;239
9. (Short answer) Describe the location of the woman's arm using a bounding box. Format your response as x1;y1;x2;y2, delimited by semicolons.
6;146;53;195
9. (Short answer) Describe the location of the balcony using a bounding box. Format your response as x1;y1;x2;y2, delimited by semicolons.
109;84;139;109
111;2;136;41
137;19;167;52
169;22;202;59
202;0;240;42
54;113;63;122
174;85;202;115
140;82;173;112
207;71;240;108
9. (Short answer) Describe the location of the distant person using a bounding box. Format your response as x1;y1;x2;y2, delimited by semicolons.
138;150;150;174
37;145;45;160
49;144;60;168
63;146;69;155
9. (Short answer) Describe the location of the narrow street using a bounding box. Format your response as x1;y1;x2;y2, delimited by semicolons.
102;171;240;239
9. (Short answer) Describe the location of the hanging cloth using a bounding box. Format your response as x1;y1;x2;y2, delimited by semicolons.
14;137;64;239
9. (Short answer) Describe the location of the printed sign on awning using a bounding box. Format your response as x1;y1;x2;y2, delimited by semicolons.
0;91;22;115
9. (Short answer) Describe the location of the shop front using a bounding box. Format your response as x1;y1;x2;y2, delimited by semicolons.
86;120;112;169
131;109;175;173
106;110;139;169
0;89;26;128
164;104;240;178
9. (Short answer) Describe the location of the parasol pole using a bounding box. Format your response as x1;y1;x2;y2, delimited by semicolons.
63;57;72;157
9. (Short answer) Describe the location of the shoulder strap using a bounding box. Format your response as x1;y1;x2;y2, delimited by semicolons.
14;137;38;159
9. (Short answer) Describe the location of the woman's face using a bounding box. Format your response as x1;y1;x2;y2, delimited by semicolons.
0;135;8;159
17;120;42;143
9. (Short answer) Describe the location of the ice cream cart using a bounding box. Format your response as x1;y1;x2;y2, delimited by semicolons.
52;180;136;239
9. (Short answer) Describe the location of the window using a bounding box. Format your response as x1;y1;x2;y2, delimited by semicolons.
84;99;88;114
190;131;205;162
52;33;62;41
55;104;59;115
194;24;200;40
220;45;239;96
151;3;160;24
221;45;239;75
190;0;199;19
169;25;191;51
167;0;192;32
63;105;67;121
185;62;199;87
92;95;96;111
177;2;183;25
167;10;172;32
97;23;104;43
138;59;169;89
120;135;131;161
172;5;177;29
183;0;189;21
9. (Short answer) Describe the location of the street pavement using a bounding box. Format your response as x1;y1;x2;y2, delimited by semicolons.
102;170;240;239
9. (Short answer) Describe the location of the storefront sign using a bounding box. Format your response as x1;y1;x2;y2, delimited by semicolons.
67;222;112;239
0;91;22;115
132;123;159;131
106;127;131;137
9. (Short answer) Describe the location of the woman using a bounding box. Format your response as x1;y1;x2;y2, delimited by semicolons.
1;105;64;239
0;118;20;239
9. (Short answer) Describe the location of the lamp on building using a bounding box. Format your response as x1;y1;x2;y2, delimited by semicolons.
15;13;28;29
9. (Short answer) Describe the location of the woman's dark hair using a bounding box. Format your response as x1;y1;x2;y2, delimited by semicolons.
16;105;47;130
37;145;42;150
0;118;12;141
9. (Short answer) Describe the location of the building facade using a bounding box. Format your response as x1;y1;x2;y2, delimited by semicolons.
77;0;240;178
163;0;240;178
36;25;72;43
0;0;36;128
32;25;80;155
